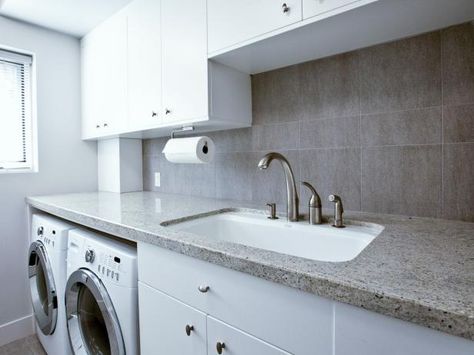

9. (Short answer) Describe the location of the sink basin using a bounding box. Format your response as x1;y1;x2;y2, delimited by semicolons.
169;211;384;262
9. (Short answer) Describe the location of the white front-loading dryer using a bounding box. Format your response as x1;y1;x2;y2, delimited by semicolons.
65;229;138;355
29;213;75;355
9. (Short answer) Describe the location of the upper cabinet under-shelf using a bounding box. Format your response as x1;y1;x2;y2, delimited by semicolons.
208;0;474;74
81;0;252;140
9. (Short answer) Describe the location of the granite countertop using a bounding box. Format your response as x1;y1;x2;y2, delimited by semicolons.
26;191;474;340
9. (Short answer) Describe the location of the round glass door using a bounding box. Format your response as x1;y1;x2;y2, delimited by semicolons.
28;241;58;335
65;268;125;355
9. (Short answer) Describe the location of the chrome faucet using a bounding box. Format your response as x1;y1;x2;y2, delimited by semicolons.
328;194;345;228
258;152;299;222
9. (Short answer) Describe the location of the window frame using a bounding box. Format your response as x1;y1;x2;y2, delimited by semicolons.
0;45;37;174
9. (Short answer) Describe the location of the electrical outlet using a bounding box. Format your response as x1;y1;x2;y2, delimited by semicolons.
154;172;161;187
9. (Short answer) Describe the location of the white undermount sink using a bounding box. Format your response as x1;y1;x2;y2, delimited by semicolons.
169;211;384;262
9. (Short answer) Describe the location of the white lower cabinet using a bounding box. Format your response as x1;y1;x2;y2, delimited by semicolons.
138;242;474;355
139;282;207;355
207;317;291;355
138;243;333;355
334;302;474;355
139;281;291;355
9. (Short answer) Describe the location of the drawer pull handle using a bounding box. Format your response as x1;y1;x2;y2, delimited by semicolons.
216;342;226;354
185;324;194;336
282;3;290;13
198;285;210;293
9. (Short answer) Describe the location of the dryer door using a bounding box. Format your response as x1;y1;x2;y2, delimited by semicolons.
28;240;58;335
65;268;125;355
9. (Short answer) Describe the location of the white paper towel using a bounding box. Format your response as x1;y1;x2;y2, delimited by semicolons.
162;136;215;164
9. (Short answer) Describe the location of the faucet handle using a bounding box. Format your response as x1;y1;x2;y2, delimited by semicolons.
328;194;345;228
301;182;322;225
301;182;321;207
266;203;278;220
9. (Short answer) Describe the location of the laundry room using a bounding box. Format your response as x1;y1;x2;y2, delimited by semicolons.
0;0;474;354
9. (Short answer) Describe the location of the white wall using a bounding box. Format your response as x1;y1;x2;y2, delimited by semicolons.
0;16;97;345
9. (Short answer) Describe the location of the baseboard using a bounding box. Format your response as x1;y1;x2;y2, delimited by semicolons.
0;314;35;347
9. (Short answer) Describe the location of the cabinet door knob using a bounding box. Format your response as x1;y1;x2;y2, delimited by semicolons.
165;108;171;115
198;285;210;293
103;123;108;127
216;342;226;354
96;124;100;128
152;111;157;117
185;324;194;336
282;3;290;13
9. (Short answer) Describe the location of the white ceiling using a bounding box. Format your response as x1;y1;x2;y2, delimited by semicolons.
0;0;132;37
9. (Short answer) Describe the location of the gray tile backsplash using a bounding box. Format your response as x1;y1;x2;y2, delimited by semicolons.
143;23;474;222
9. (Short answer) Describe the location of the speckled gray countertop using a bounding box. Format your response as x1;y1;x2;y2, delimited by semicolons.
26;191;474;340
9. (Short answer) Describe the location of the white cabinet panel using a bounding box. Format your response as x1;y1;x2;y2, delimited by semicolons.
335;302;474;355
303;0;369;19
207;316;291;355
208;0;303;53
138;282;207;355
127;0;162;130
81;12;127;139
161;0;208;123
138;243;333;355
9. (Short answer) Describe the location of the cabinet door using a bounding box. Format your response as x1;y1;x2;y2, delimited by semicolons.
303;0;369;20
138;282;207;355
161;0;208;123
208;0;302;54
207;316;291;355
81;12;127;139
335;302;474;355
127;0;162;131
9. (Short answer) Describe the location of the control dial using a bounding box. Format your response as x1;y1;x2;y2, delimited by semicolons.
85;249;95;263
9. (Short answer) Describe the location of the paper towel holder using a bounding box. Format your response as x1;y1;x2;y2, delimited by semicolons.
171;126;195;139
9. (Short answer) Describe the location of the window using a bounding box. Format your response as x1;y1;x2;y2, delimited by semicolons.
0;48;36;172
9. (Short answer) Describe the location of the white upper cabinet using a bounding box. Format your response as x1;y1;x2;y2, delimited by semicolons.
81;11;127;139
303;0;368;19
208;0;303;54
208;0;474;74
127;0;162;130
161;0;208;124
81;0;252;140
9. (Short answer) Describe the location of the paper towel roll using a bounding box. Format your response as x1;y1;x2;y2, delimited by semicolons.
162;136;215;164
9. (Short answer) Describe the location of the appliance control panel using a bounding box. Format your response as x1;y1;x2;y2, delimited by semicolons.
68;229;137;288
85;247;125;285
36;225;55;248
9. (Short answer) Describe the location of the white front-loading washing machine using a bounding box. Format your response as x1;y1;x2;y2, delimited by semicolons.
29;213;75;355
65;229;138;355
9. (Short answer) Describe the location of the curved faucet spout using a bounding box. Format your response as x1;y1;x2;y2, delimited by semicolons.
258;152;299;222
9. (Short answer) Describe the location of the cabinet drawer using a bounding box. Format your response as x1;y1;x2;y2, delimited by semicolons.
208;0;302;54
208;316;291;355
138;243;333;355
138;282;207;355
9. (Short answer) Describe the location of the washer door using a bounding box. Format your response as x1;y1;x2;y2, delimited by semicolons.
65;268;125;355
28;241;58;335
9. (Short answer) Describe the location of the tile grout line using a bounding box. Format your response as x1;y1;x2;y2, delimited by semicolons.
358;50;363;213
440;28;445;219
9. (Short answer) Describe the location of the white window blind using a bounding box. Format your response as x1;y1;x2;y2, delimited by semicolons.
0;49;34;171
